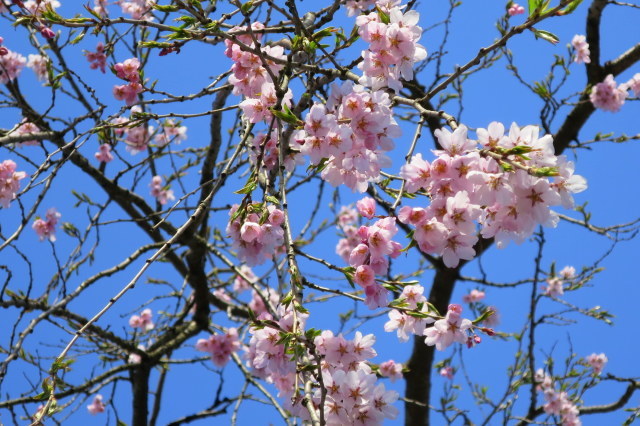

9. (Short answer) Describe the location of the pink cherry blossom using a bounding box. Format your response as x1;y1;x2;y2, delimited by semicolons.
379;360;403;382
85;42;107;73
32;208;61;242
462;289;485;304
87;394;106;415
590;74;628;112
0;48;26;84
26;54;48;81
196;328;241;367
0;159;27;208
149;175;175;205
571;35;590;64
508;3;525;16
439;366;454;379
424;304;473;351
129;308;154;332
95;143;114;163
585;353;607;375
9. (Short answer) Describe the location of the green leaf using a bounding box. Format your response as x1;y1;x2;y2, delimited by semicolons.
153;4;180;12
376;6;390;24
560;0;583;15
240;1;254;14
531;28;560;45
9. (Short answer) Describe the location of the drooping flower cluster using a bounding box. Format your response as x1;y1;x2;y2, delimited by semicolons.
295;81;400;192
129;308;154;332
384;284;434;342
149;175;175;205
85;42;107;73
0;159;27;208
347;210;402;309
571;35;590;64
585;353;607;375
312;330;399;424
245;306;307;398
87;394;106;415
508;3;525;16
196;328;241;367
590;74;627;112
0;44;26;84
246;307;399;426
113;58;143;105
95;143;114;163
355;7;427;91
225;22;286;98
26;54;48;81
399;122;587;267
226;202;285;266
13;119;40;146
153;119;187;146
32;208;61;242
535;369;581;426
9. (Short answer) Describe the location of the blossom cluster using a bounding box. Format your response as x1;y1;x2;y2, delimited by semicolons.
384;284;434;342
590;74;628;112
149;175;175;205
571;35;590;64
113;58;143;105
346;201;402;309
0;159;27;208
85;42;107;73
585;352;607;375
26;54;48;82
32;207;61;242
95;143;114;163
312;330;399;424
129;308;154;332
247;130;303;173
87;394;106;415
196;328;241;367
399;122;587;267
13;119;40;146
120;0;156;21
245;304;398;425
535;369;581;426
0;40;26;84
295;81;400;192
508;3;525;16
543;265;576;297
225;22;286;98
226;202;285;266
355;6;427;91
153;119;187;146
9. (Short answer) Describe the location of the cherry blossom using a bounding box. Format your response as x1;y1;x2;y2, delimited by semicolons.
13;119;40;146
590;74;628;112
0;159;27;208
571;35;590;64
85;42;107;73
196;328;241;367
227;203;285;266
462;289;485;304
508;3;525;16
149;175;175;205
95;143;114;163
424;304;473;351
32;208;61;242
0;48;26;84
129;308;154;332
26;54;48;81
379;360;403;382
439;366;454;379
87;394;106;415
585;353;607;375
